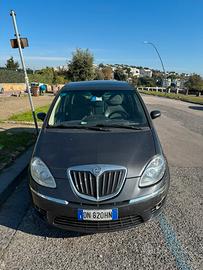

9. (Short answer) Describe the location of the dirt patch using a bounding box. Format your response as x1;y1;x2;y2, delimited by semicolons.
0;94;54;121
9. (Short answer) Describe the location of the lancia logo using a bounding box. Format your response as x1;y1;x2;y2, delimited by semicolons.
92;166;101;176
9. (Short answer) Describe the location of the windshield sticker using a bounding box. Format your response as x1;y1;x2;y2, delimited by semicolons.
91;96;103;102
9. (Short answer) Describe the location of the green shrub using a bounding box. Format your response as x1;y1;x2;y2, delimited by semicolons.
0;69;24;83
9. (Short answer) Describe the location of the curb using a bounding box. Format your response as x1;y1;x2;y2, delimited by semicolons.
2;120;43;126
0;146;33;206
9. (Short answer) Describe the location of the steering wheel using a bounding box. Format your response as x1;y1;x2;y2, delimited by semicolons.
108;111;128;119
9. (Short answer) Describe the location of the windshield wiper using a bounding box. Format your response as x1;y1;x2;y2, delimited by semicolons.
94;124;146;130
48;124;110;131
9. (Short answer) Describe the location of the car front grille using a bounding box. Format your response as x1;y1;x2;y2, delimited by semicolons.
68;165;127;202
54;215;143;232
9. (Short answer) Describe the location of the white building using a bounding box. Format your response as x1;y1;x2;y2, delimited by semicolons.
171;79;180;88
111;67;117;72
171;79;186;89
140;68;153;78
54;65;69;71
130;67;140;77
162;78;171;88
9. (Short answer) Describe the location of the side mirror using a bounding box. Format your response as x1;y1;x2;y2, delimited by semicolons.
37;112;46;121
150;110;161;119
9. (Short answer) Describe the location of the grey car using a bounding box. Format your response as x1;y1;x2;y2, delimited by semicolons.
29;80;170;233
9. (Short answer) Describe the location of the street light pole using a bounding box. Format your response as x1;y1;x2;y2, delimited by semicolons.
10;10;39;134
144;41;167;91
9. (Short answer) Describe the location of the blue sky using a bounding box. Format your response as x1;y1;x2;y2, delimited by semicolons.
0;0;202;75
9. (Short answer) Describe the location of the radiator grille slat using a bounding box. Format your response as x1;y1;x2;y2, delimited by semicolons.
89;173;95;196
78;172;85;193
111;171;117;193
102;173;106;196
72;171;79;190
83;172;88;194
118;171;123;188
107;172;111;195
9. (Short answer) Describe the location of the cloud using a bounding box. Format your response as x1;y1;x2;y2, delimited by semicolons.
25;56;68;61
95;57;156;64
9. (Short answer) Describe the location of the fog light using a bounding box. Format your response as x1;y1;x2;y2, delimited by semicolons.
155;201;162;210
155;196;166;210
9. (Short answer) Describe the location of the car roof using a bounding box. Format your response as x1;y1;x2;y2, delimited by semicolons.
62;80;135;91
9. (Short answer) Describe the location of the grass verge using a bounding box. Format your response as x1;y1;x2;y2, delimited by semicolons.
0;130;36;170
139;90;203;105
8;105;50;122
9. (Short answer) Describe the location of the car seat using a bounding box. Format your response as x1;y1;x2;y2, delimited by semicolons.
105;94;128;119
70;94;91;120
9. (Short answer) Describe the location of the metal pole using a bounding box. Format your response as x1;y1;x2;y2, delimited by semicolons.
10;10;39;134
144;41;167;91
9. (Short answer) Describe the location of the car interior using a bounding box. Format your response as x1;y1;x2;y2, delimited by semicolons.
51;91;146;125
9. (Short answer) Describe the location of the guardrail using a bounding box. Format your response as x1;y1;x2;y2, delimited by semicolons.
137;86;187;94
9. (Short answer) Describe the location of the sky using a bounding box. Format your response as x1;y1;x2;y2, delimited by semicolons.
0;0;202;75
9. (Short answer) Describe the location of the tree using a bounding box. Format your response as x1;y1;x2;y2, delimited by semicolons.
98;63;105;68
53;75;66;84
102;67;113;80
137;77;156;87
26;68;34;74
0;69;24;83
184;74;203;96
68;48;94;81
28;67;55;84
94;68;104;80
38;67;54;84
114;68;127;81
5;56;19;70
152;70;163;86
131;76;138;86
125;67;132;78
52;69;58;84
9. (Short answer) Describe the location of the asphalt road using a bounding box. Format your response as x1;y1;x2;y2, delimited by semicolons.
0;95;202;270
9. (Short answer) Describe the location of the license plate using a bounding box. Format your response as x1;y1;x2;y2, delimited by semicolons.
77;209;118;221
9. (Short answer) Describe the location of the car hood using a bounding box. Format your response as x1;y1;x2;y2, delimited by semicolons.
33;129;156;178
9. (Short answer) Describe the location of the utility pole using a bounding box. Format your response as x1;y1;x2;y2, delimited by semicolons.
10;10;39;134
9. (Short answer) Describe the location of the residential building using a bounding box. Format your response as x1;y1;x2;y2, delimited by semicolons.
162;78;171;87
130;67;140;77
172;79;187;89
140;68;152;78
54;65;69;71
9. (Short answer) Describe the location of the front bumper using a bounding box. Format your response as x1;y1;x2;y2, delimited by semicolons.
30;183;168;233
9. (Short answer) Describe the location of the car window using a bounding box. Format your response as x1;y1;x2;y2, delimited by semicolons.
48;90;148;127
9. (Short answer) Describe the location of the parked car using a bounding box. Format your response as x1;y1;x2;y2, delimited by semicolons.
29;80;170;233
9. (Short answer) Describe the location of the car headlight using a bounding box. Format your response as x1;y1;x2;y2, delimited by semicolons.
30;157;56;188
139;155;166;187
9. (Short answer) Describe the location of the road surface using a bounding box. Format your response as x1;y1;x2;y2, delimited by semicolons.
0;95;202;270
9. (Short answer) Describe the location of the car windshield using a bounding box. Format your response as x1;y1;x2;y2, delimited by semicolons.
48;90;148;127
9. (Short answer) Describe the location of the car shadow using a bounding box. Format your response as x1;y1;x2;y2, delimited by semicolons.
188;105;203;111
0;172;90;238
